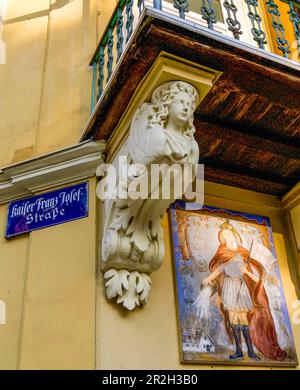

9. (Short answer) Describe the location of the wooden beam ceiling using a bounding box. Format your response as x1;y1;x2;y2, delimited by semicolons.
83;13;300;197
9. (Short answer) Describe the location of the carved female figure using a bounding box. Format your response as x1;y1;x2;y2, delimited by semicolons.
101;81;200;310
129;80;199;166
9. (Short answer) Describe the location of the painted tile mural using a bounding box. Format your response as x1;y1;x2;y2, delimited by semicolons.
170;202;298;366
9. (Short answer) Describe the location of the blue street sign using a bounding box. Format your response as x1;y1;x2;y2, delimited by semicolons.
6;182;89;238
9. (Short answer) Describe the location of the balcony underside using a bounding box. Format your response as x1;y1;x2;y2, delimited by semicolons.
82;9;300;197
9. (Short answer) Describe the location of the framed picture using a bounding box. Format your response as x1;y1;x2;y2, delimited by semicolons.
169;201;298;367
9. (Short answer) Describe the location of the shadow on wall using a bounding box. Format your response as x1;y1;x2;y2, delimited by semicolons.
4;0;75;25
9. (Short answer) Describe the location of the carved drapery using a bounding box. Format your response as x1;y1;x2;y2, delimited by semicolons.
97;81;200;310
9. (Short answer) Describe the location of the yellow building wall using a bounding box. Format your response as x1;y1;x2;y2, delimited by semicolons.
0;0;99;166
283;203;300;293
97;181;300;370
290;205;300;251
0;178;97;370
0;206;28;370
0;0;299;371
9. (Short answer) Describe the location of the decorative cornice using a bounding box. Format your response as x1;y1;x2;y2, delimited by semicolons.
0;141;106;204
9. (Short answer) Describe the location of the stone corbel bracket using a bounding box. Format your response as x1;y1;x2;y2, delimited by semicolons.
97;54;221;310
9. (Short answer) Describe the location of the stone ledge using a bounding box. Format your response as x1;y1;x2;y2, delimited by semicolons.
0;141;106;204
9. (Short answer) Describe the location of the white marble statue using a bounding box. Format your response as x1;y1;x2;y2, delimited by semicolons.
99;80;200;310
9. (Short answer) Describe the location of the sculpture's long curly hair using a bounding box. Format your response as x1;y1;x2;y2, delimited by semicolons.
149;81;199;138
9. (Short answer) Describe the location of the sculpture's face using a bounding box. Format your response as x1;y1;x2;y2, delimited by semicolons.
168;92;193;124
